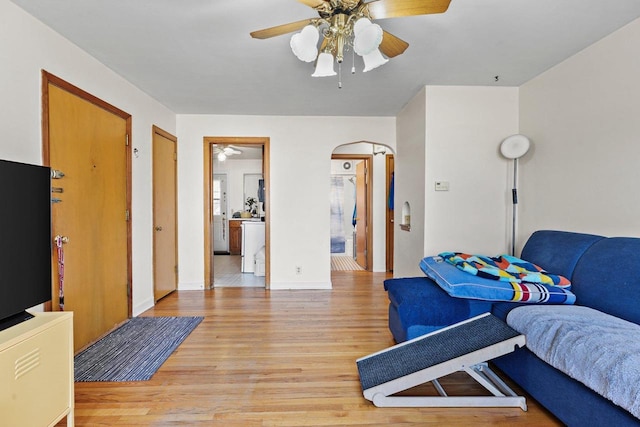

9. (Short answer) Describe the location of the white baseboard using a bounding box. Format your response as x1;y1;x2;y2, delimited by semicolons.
133;297;154;317
178;282;205;291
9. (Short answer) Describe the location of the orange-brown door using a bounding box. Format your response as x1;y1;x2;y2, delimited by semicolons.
152;126;178;301
386;155;394;272
46;76;130;352
355;160;368;270
153;126;178;301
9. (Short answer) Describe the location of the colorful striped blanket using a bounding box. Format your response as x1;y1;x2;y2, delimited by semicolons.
439;252;571;289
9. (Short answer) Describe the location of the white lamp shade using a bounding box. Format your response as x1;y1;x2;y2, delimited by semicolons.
312;52;337;77
290;25;319;62
217;152;227;161
362;48;388;72
500;134;531;159
354;22;383;56
353;17;372;36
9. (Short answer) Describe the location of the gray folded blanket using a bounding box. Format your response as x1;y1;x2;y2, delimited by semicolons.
507;305;640;418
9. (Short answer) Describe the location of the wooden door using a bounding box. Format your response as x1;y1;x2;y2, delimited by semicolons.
153;126;178;301
386;155;394;272
45;75;131;352
355;160;368;269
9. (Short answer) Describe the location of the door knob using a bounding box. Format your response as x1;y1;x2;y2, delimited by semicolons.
155;226;163;231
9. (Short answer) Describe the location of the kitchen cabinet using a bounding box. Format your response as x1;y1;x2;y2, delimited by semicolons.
229;220;243;255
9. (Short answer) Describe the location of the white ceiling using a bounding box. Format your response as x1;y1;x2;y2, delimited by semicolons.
11;0;640;117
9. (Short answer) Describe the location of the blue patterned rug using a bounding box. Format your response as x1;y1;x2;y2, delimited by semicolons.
74;316;203;382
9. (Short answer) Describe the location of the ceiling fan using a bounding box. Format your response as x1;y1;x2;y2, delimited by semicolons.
250;0;452;78
213;145;243;161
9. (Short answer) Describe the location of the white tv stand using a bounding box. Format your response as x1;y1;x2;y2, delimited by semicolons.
0;311;74;426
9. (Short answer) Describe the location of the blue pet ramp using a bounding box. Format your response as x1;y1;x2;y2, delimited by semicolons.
356;313;527;410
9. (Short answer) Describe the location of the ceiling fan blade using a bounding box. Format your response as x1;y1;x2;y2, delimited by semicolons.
379;30;409;58
250;19;315;39
366;0;451;20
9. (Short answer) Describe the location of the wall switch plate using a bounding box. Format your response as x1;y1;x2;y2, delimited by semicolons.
435;181;450;191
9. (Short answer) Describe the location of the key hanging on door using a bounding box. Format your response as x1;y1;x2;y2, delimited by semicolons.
54;235;69;311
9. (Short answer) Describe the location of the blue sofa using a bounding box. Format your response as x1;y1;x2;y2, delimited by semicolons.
384;230;640;426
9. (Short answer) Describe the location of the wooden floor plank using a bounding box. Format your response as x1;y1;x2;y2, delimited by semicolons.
61;271;562;426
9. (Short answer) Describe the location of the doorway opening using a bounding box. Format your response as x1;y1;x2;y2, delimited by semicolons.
203;137;270;288
331;143;394;273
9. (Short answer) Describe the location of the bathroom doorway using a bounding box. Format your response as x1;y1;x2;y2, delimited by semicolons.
331;153;372;271
331;142;394;273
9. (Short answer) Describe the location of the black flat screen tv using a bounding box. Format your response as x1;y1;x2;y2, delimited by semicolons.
0;159;52;331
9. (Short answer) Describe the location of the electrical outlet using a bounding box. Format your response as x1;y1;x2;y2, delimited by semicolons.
295;266;302;275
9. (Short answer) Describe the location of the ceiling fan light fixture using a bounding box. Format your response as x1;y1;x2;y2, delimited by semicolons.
217;152;227;162
353;17;372;36
312;52;337;77
353;18;383;56
362;48;388;72
251;0;454;84
290;24;319;62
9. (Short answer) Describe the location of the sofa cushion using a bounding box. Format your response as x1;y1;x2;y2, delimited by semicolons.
520;230;604;280
507;305;640;419
420;256;576;304
572;237;640;324
384;277;491;342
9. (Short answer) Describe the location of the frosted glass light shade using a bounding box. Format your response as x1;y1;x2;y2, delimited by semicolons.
290;25;319;62
312;52;337;77
353;18;372;35
217;152;227;161
354;21;383;56
362;49;388;72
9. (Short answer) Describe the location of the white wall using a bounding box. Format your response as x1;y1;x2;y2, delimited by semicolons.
394;88;427;277
0;0;176;315
394;86;519;276
424;86;520;255
519;17;640;244
176;115;395;289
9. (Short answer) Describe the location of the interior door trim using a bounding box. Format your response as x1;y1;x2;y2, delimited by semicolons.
203;136;270;289
385;154;394;272
331;153;373;271
41;70;132;316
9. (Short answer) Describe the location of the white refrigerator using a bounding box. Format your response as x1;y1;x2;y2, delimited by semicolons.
241;221;265;273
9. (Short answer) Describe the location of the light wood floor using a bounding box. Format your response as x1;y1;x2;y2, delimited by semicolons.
63;271;562;426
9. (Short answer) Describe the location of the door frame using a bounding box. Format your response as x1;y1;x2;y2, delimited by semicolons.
385;154;394;272
331;153;373;271
41;70;132;316
203;136;270;288
152;125;178;301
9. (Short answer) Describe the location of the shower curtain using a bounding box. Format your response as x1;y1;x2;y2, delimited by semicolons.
330;176;346;253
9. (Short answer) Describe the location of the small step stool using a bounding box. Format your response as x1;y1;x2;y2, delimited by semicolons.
357;313;527;410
